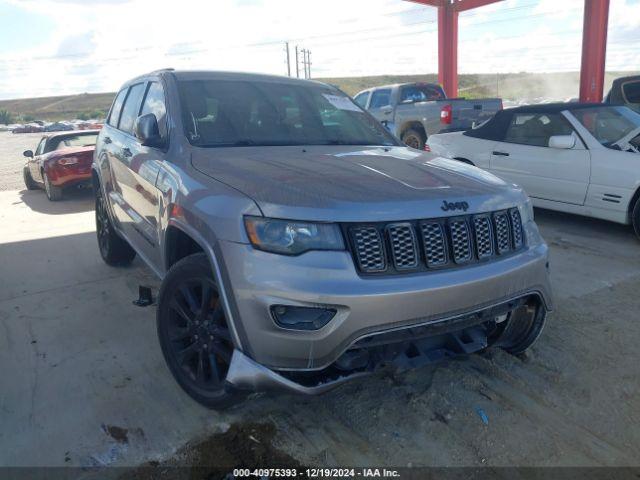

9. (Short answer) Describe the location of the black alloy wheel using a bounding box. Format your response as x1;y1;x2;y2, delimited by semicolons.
157;253;239;408
95;188;136;265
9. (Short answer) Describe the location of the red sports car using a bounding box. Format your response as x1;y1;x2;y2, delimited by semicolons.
22;130;99;201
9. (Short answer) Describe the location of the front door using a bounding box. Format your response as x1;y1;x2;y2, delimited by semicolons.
490;112;590;205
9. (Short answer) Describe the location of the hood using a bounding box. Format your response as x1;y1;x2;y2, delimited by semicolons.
191;145;525;222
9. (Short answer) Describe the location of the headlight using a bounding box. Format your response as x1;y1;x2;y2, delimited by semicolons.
244;216;345;255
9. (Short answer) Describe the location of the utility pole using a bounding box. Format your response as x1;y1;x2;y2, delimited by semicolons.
307;50;312;79
285;42;291;77
300;49;307;79
295;46;300;78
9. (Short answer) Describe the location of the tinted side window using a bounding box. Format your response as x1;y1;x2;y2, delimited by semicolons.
108;89;127;127
118;83;146;134
623;81;640;104
140;81;168;138
369;89;392;109
354;92;370;108
400;85;444;103
504;113;573;147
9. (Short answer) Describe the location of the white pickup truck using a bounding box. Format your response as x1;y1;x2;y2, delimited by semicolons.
354;82;502;150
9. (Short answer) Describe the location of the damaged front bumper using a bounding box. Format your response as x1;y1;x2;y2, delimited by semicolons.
225;293;547;395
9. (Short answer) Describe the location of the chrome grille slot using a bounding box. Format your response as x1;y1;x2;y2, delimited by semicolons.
346;207;526;275
473;215;494;259
449;219;472;264
420;222;448;267
509;208;524;249
494;211;512;254
386;223;419;270
350;227;386;273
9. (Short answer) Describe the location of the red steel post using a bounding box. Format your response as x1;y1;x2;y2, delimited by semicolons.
579;0;610;103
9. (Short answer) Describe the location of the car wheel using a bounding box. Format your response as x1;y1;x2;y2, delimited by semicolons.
488;302;547;355
95;187;136;266
157;253;241;409
632;198;640;240
401;129;426;150
43;171;63;201
23;167;39;191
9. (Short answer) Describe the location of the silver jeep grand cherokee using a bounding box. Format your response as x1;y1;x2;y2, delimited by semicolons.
92;69;553;408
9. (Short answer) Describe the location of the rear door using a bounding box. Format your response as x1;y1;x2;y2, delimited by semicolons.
490;111;590;205
368;88;394;124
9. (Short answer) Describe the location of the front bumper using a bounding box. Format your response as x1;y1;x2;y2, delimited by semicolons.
218;219;552;371
225;293;547;394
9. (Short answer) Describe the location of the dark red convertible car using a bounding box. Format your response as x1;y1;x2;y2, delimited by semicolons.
22;130;99;201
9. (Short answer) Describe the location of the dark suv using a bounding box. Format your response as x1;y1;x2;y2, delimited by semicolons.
92;69;553;408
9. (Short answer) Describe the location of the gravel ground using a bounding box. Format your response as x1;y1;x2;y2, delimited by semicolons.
1;131;639;473
0;132;43;191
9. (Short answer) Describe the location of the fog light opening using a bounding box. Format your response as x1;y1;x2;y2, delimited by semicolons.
271;305;337;331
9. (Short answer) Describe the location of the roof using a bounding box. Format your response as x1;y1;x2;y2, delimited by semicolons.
356;81;441;93
506;102;612;114
126;69;331;89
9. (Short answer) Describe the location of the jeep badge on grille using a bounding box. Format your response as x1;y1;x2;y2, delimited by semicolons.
441;200;470;212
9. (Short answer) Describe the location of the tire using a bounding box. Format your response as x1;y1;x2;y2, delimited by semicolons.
95;187;136;266
43;171;63;201
23;167;39;191
157;253;241;409
490;303;547;355
401;129;426;150
632;197;640;240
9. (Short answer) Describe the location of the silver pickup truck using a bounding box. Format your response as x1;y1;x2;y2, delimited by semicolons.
354;82;502;150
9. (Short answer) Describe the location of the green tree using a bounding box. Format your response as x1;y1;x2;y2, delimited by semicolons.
0;109;14;125
21;114;35;122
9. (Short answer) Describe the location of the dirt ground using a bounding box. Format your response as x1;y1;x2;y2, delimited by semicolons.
1;131;639;474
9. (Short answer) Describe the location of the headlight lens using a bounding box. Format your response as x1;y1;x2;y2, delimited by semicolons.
244;216;345;255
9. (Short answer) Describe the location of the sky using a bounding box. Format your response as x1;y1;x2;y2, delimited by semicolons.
0;0;638;100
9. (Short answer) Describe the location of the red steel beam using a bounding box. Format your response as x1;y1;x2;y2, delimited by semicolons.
406;0;504;97
438;3;459;97
579;0;610;103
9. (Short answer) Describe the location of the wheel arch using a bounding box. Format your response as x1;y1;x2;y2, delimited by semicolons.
399;121;427;139
165;224;205;271
163;218;247;353
628;185;640;222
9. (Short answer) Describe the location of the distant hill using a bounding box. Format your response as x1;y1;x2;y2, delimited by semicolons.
1;71;637;122
0;92;115;122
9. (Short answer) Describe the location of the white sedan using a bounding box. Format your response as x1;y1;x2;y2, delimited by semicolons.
427;104;640;239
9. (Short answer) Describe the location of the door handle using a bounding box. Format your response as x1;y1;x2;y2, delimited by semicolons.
122;147;132;158
493;151;510;156
103;136;112;144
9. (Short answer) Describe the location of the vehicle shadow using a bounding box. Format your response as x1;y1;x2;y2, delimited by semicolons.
534;207;636;241
18;187;94;215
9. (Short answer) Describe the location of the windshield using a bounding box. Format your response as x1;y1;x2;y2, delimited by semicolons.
49;133;98;151
570;106;640;147
178;79;399;148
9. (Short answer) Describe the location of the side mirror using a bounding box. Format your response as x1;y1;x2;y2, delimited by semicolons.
134;113;164;148
548;135;576;149
23;150;34;158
